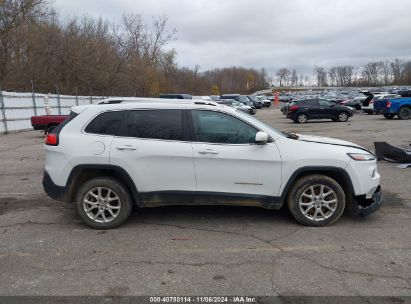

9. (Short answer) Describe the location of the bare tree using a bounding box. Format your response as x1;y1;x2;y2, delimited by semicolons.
276;68;290;87
314;66;327;87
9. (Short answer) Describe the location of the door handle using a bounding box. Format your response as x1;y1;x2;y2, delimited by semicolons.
198;149;219;155
116;145;136;151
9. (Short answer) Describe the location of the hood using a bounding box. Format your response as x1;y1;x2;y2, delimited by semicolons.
296;134;367;151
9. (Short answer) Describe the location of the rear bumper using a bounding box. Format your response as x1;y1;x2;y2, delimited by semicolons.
43;171;69;201
352;186;384;217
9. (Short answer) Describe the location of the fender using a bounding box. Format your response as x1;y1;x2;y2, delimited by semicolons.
280;166;355;203
66;164;140;204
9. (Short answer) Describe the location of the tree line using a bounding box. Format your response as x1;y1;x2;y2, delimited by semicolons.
0;0;269;96
276;59;411;88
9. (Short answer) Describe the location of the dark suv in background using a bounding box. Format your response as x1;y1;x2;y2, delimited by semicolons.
286;99;354;123
220;94;256;110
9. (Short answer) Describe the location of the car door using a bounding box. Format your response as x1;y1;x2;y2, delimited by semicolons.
110;109;196;204
303;99;321;118
318;99;335;118
189;109;282;200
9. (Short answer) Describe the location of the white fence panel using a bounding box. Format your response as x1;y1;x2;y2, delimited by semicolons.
0;91;109;134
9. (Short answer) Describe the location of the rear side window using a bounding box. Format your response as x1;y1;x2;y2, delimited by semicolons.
120;110;184;141
85;111;125;135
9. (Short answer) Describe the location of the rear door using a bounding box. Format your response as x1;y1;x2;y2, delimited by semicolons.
189;109;282;199
110;109;196;203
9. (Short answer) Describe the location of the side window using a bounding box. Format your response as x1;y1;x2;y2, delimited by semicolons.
305;99;320;106
191;110;258;144
120;110;184;141
318;99;332;106
85;111;125;135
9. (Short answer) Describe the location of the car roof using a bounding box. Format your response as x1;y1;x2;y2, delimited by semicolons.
72;98;230;114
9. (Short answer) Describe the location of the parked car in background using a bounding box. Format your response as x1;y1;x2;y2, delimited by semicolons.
286;99;354;123
256;95;272;107
398;90;411;97
360;92;397;114
220;94;256;110
247;95;264;109
31;114;68;134
217;99;256;115
43;100;383;228
340;97;364;111
193;96;213;101
374;97;411;119
159;94;192;99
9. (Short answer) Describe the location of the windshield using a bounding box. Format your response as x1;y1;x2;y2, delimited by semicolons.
248;96;259;102
234;109;285;137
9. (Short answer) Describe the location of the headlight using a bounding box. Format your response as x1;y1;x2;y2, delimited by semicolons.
347;153;376;161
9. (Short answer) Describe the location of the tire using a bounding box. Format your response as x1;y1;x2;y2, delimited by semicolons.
337;111;349;122
45;124;57;134
398;107;411;120
331;118;338;122
287;174;346;226
296;113;308;123
383;114;395;119
75;177;133;229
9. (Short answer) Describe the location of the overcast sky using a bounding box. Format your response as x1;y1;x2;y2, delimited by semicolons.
53;0;411;77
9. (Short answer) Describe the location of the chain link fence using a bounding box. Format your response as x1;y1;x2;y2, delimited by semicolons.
0;91;107;134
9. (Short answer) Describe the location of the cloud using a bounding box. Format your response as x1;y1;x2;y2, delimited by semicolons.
54;0;411;76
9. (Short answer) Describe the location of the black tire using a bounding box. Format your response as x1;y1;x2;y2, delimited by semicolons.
398;107;411;120
45;124;57;134
383;114;395;119
75;177;133;229
337;111;349;122
287;174;346;226
296;113;308;123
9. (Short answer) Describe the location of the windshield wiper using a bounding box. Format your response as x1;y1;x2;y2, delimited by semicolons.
283;131;299;139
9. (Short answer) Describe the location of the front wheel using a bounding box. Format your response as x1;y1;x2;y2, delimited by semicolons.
398;107;411;120
75;177;133;229
287;175;346;226
338;111;349;122
296;113;308;123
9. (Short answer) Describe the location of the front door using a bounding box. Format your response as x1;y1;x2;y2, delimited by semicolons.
189;110;282;202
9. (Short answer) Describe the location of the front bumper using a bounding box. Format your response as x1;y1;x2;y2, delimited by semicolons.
352;186;384;217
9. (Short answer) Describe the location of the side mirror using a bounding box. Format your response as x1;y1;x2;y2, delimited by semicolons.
255;131;269;145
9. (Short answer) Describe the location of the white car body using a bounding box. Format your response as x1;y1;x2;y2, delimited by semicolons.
43;99;383;227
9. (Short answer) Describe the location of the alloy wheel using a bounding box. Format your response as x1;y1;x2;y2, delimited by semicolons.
83;187;121;223
298;184;338;222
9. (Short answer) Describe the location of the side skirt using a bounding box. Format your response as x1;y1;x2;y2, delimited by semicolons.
139;191;282;210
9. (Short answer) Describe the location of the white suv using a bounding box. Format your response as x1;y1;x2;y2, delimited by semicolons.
43;100;383;229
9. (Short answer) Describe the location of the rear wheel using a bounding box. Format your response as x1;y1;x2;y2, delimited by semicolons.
296;113;308;123
398;107;411;120
75;177;133;229
338;111;349;122
383;114;395;119
287;175;346;226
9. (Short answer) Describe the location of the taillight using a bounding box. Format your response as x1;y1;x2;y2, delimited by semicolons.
386;101;391;108
45;133;58;146
370;99;374;104
289;105;299;112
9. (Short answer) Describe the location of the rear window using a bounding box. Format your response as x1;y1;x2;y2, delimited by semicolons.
51;111;78;135
119;110;184;141
85;111;125;135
